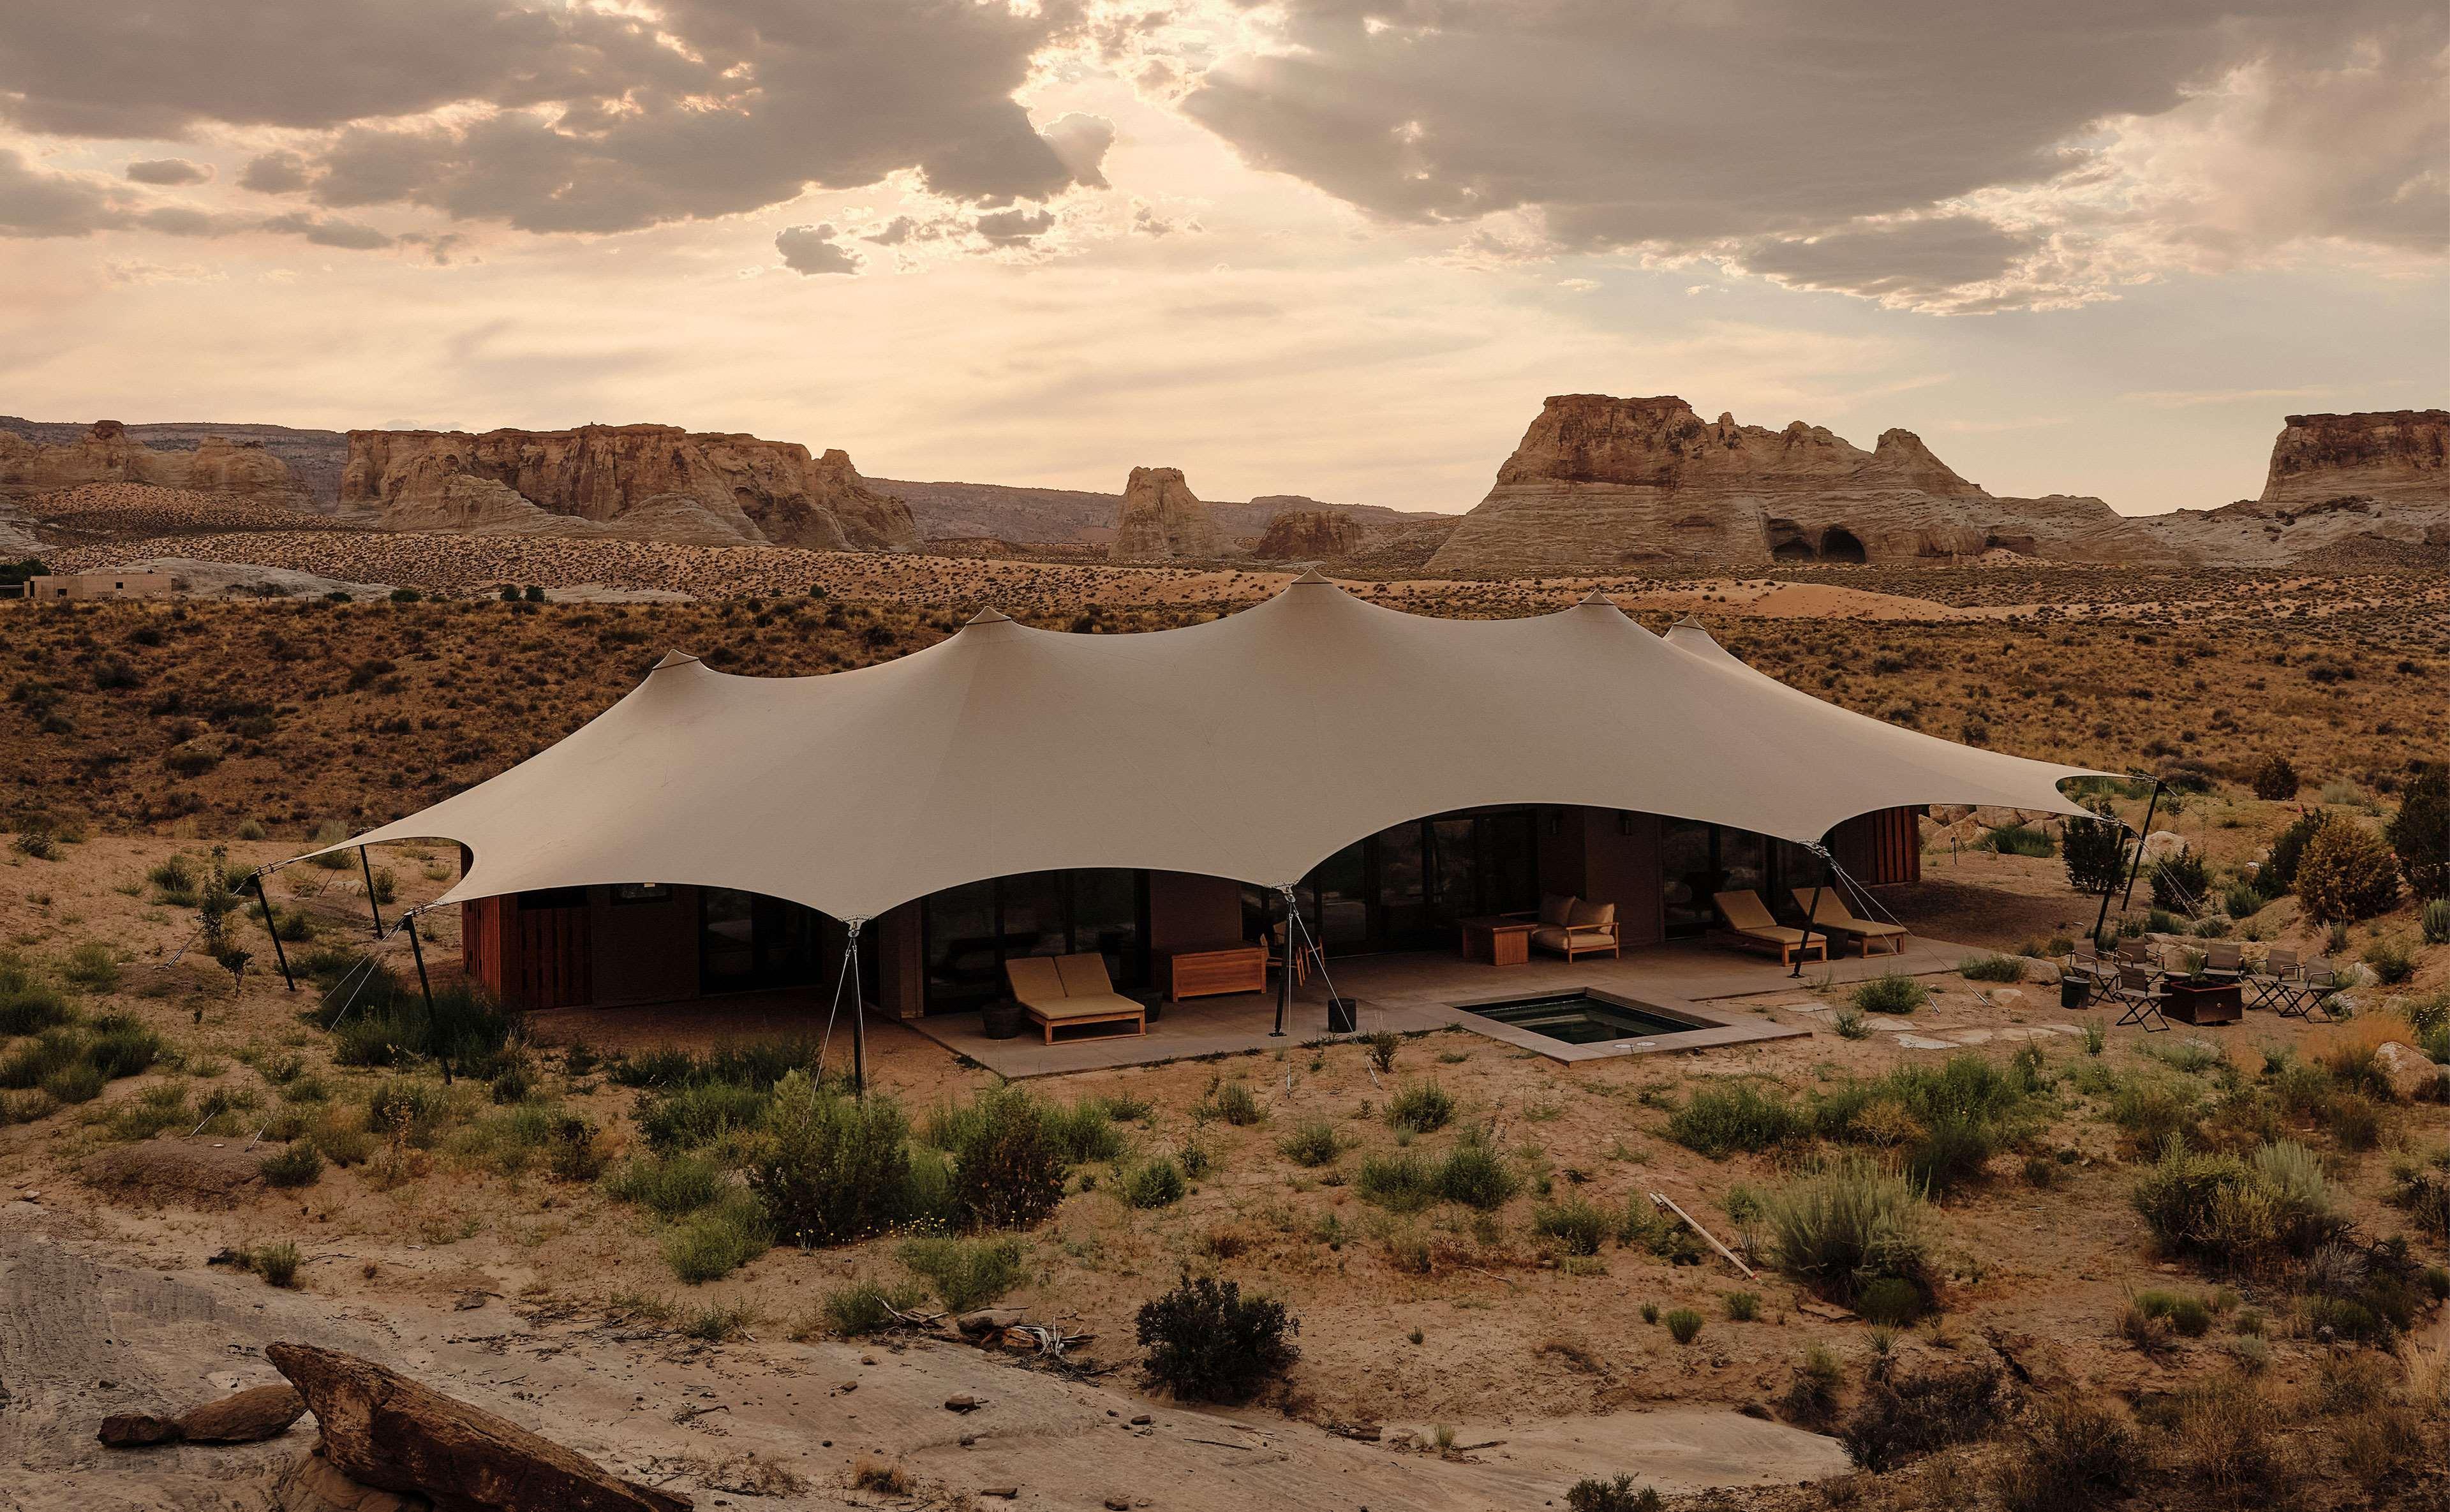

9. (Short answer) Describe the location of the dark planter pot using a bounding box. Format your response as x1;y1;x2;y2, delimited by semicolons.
1326;996;1358;1034
2061;978;2090;1011
981;1000;1025;1040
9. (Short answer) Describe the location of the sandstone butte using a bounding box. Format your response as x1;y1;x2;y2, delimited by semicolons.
1108;465;1227;562
2141;409;2450;565
0;420;308;508
339;423;921;552
1252;506;1366;561
1423;394;2181;575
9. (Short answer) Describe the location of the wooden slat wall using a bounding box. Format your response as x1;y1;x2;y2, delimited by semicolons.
1830;806;1923;887
462;896;505;995
509;900;592;1010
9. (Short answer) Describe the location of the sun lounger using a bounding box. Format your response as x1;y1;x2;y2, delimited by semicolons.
1004;953;1147;1044
1790;887;1910;957
1711;891;1827;967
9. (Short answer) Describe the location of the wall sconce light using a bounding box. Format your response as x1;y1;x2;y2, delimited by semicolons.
1619;811;1635;836
1547;810;1562;837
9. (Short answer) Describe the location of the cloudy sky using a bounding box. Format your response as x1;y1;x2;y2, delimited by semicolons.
3;1;2444;514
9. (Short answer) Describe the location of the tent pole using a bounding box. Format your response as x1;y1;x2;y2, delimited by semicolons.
1792;845;1830;979
847;919;868;1098
403;910;447;1083
2120;778;2165;911
1272;887;1292;1037
252;872;295;991
2090;822;2128;949
359;845;383;937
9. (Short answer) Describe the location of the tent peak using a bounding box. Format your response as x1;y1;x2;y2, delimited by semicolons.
1575;589;1620;608
1290;568;1335;585
650;650;702;671
963;607;1013;626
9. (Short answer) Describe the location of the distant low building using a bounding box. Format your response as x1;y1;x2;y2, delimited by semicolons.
22;571;176;601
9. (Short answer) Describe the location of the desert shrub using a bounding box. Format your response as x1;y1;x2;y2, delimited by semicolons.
1814;1053;2041;1195
662;1190;771;1283
898;1234;1027;1311
2361;938;2417;986
609;1151;728;1220
1134;1274;1298;1404
1855;1276;1925;1326
1533;1196;1615;1256
1363;1029;1400;1072
1836;1361;2004;1472
2262;808;2329;894
245;1139;322;1190
1122;1155;1187;1208
1668;1082;1804;1155
0;958;73;1035
2296;820;2402;923
1435;1138;1519;1210
1989;1393;2140;1512
0;1028;82;1089
817;1279;928;1336
40;1060;105;1104
1045;1097;1125;1162
1724;1290;1760;1321
2384;761;2447;899
59;942;119;991
2250;755;2299;801
1851;972;1928;1015
2133;1289;2215;1337
1357;1151;1438;1213
2423;898;2450;945
1384;1079;1454;1133
2224;881;2264;919
1206;1079;1264;1127
1661;1307;1704;1344
1781;1342;1845;1428
82;1015;161;1079
2130;1139;2340;1266
2105;1072;2203;1159
248;1241;302;1289
743;1072;912;1248
1959;952;2026;982
945;1085;1070;1231
1277;1119;1342;1167
1763;1157;1934;1308
1832;1006;1871;1040
636;1078;771;1154
324;965;512;1074
1982;822;2054;858
147;853;198;903
2149;848;2210;913
2386;1149;2450;1243
1565;1476;1662;1512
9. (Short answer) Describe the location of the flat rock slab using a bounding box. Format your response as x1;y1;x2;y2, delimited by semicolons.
83;1139;265;1206
179;1383;308;1444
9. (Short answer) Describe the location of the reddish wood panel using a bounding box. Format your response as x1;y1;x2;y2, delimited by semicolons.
461;892;593;1010
462;896;506;996
1830;806;1923;887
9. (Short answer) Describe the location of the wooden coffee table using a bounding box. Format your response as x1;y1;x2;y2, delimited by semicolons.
2164;977;2243;1026
1460;916;1536;967
1155;943;1266;1002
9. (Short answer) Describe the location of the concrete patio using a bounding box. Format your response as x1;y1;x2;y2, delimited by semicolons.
903;931;1982;1079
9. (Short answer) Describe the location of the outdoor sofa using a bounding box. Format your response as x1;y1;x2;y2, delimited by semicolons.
1003;954;1147;1044
1522;893;1621;961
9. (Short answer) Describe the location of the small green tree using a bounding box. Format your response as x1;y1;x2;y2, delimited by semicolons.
2385;761;2447;900
2062;808;2126;897
2296;820;2402;923
1134;1275;1299;1403
2148;847;2209;913
2249;755;2299;801
743;1071;911;1247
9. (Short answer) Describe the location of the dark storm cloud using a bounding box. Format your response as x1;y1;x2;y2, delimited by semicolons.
974;206;1055;244
775;222;859;274
0;1;1115;237
1179;0;2446;270
125;158;211;186
1739;217;2038;303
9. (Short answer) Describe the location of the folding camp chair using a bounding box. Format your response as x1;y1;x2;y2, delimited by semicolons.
2246;947;2300;1011
2282;959;2342;1023
2201;942;2245;986
2115;938;2164;982
2063;942;2118;1007
2111;964;2169;1032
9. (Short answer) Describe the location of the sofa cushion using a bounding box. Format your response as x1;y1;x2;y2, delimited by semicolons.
1532;926;1618;951
1055;952;1114;997
1538;893;1576;928
1567;898;1616;928
1004;955;1066;1005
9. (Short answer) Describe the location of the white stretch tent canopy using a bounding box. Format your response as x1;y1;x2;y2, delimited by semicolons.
312;575;2100;921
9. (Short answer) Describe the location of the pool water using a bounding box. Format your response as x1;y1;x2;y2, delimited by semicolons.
1467;994;1696;1044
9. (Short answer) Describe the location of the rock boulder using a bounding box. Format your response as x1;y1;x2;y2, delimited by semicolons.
267;1343;692;1512
179;1382;309;1443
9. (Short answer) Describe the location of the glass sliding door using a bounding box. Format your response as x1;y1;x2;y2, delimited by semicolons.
699;888;824;994
919;870;1150;1014
923;880;1000;1012
1287;807;1545;958
1374;820;1434;950
1659;819;1717;938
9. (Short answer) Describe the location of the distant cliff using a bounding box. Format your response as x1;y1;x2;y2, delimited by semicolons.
1425;395;2174;574
340;424;919;552
2139;410;2450;565
1108;466;1227;561
0;420;311;508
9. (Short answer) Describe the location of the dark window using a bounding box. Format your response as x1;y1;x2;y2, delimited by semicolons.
612;883;672;905
1251;807;1542;957
522;886;590;910
919;870;1149;1014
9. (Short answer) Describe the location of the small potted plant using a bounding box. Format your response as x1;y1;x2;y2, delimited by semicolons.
981;998;1024;1040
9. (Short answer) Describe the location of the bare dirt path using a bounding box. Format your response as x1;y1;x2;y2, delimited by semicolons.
0;1217;1846;1511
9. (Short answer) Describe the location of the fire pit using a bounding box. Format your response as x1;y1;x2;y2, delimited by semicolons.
2164;976;2243;1026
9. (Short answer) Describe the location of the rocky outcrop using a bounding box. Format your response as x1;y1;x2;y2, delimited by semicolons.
0;420;311;508
266;1342;693;1512
99;1384;309;1448
341;424;919;552
2137;411;2450;566
1424;394;2178;575
1254;507;1365;561
1110;466;1227;561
